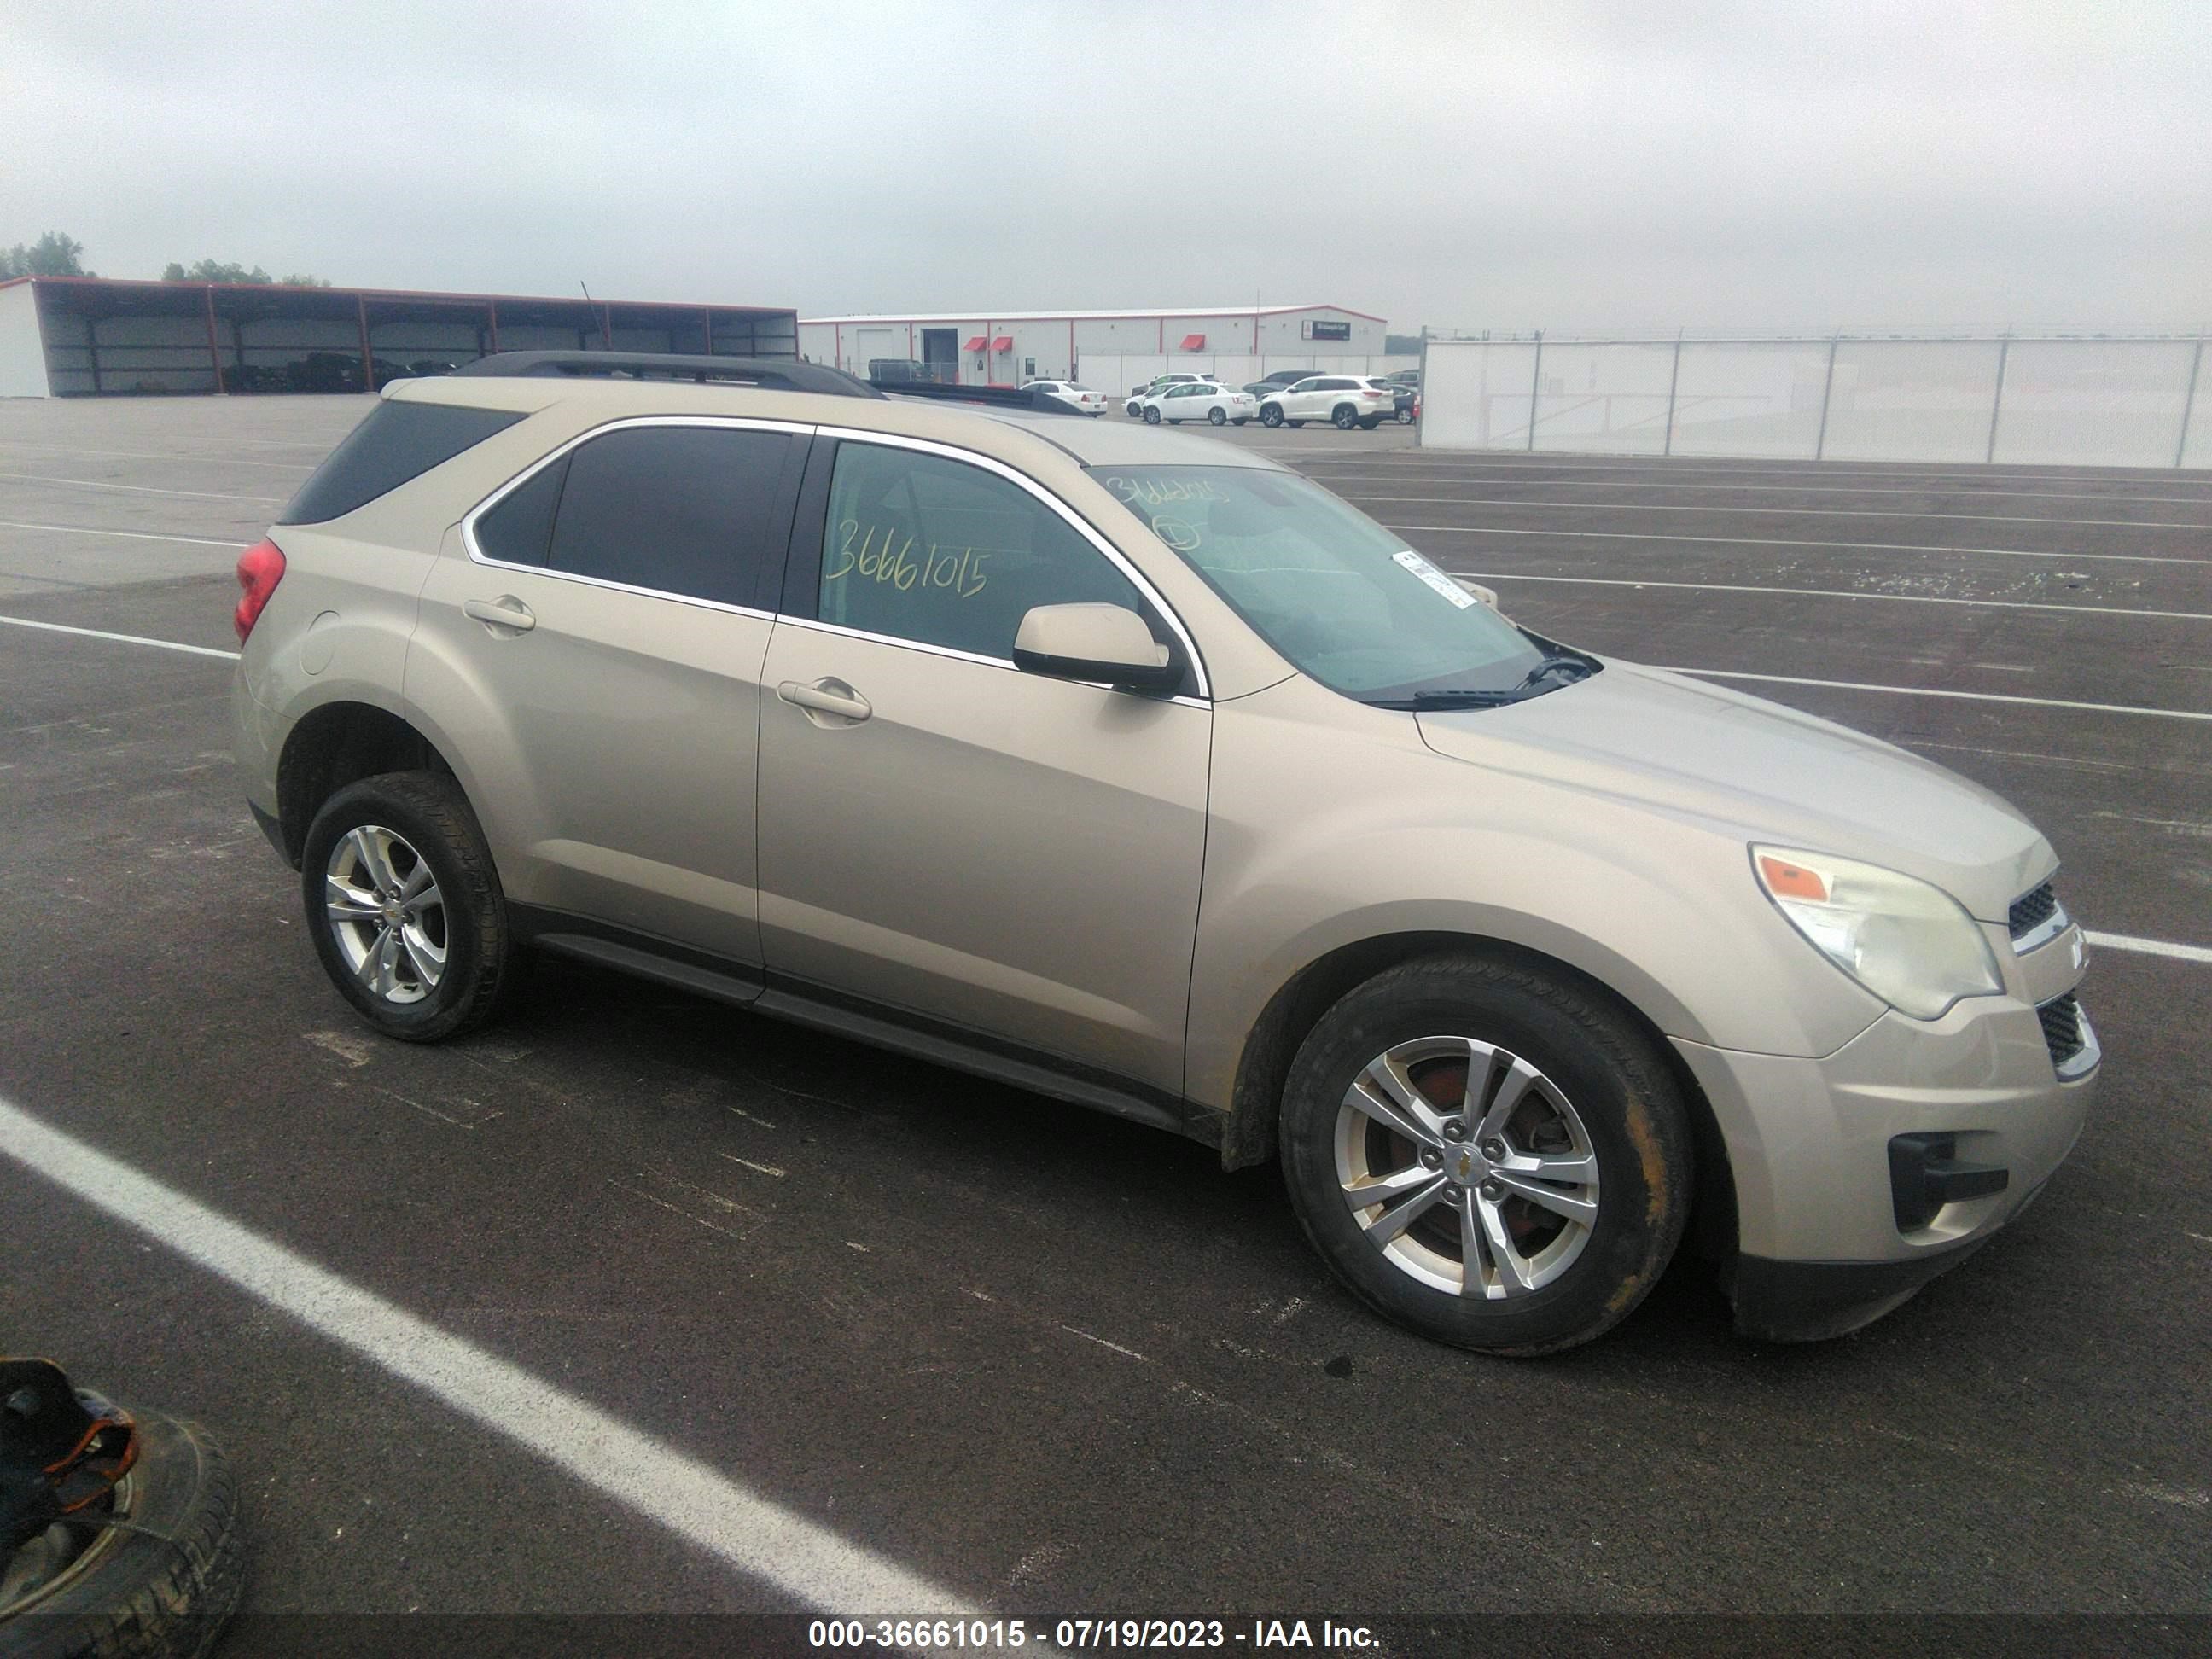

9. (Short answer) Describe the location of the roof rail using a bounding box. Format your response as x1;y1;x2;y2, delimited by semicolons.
453;352;882;399
870;380;1087;416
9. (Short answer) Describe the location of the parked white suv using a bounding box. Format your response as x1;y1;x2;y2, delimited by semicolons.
1258;375;1395;430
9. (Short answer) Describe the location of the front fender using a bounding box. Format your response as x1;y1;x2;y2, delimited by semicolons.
1184;680;1883;1114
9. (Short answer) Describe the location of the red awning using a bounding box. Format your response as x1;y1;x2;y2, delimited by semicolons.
1179;334;1206;351
963;335;987;352
991;335;1013;351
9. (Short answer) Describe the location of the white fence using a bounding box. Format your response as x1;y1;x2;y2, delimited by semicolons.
1420;336;2212;469
1070;352;1420;397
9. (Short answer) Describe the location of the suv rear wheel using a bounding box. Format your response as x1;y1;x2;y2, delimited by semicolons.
1333;404;1359;429
1278;954;1691;1355
300;771;514;1042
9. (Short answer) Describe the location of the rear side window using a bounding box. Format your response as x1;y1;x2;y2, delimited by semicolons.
277;399;522;524
473;457;568;567
541;424;802;608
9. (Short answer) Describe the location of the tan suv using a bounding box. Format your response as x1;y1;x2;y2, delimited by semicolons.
232;352;2098;1353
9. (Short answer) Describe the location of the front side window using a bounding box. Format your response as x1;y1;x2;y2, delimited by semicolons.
820;443;1143;661
1092;465;1578;705
539;424;800;607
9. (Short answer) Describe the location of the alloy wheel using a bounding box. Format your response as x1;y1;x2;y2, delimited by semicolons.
1334;1035;1600;1298
323;824;447;1004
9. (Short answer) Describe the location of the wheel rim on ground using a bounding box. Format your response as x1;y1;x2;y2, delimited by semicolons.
0;1473;131;1615
1334;1035;1600;1299
1210;409;1225;425
323;824;447;1005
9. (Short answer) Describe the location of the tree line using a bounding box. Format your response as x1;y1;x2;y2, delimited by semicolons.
2;230;326;287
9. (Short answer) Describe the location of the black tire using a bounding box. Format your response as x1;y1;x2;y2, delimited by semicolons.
1144;406;1161;425
1359;418;1381;430
1260;405;1283;428
1208;407;1227;426
1231;418;1249;427
300;770;512;1043
1288;420;1306;428
1333;404;1359;430
1;1412;245;1659
1278;954;1692;1356
1397;409;1415;425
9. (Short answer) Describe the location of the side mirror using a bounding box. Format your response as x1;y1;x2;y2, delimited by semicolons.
1013;603;1181;696
1454;577;1501;609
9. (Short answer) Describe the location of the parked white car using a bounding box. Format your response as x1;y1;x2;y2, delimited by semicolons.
1125;374;1220;416
1022;380;1110;416
1256;375;1396;431
1138;382;1260;428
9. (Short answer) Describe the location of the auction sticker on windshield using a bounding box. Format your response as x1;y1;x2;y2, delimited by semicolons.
1391;548;1476;608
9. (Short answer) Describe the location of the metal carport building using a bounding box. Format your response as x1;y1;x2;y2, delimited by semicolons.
0;276;799;398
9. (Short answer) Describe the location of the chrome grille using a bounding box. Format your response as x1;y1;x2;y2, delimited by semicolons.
2038;993;2086;1068
2009;882;2058;938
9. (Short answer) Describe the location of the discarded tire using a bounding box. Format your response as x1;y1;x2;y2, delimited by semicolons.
1;1412;244;1659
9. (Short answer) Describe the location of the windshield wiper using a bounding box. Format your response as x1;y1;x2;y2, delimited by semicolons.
1506;653;1598;695
1366;652;1600;712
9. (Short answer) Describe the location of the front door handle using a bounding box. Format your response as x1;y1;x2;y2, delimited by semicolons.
464;597;536;634
777;678;871;725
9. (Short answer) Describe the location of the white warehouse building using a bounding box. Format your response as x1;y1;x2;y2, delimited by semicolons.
798;304;1399;395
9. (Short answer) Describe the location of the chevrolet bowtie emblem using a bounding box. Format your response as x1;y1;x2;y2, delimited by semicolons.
1455;1149;1476;1181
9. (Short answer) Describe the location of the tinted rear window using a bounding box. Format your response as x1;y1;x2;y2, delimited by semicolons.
278;399;523;525
543;425;802;607
473;455;568;567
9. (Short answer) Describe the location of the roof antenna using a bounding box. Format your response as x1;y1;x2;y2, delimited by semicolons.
580;281;611;350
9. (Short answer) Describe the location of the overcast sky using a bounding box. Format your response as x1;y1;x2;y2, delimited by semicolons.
4;1;2205;334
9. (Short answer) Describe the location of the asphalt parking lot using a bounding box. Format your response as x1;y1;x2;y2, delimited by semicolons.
2;394;2209;1641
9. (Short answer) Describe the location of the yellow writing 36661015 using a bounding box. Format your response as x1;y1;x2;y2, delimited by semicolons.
827;521;989;597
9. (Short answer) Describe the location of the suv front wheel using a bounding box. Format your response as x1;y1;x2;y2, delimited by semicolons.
300;771;514;1042
1278;954;1691;1355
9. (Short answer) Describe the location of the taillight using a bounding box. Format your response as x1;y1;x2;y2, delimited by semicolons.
234;537;286;643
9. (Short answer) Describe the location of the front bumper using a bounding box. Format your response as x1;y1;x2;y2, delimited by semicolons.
1673;937;2097;1338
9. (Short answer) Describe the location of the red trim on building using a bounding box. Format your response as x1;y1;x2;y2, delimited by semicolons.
991;335;1013;352
202;286;225;394
963;335;987;352
1179;334;1206;351
17;273;795;317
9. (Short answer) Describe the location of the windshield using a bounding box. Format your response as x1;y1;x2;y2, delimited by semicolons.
1091;465;1592;704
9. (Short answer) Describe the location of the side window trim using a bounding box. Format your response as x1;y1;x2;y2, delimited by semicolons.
458;415;815;619
795;427;1212;701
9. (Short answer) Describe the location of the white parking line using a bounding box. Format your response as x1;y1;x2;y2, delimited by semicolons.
0;470;282;505
1380;521;2211;568
0;440;313;472
0;1094;978;1615
0;614;241;660
2084;931;2212;964
1336;470;2212;507
1441;568;2212;622
1336;492;2212;542
0;519;252;550
1363;455;2212;492
1662;665;2212;722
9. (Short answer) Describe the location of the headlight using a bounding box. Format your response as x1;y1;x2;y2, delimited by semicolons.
1750;846;2003;1020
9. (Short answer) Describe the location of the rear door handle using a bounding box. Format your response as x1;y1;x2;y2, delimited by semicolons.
777;678;871;724
463;597;536;633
